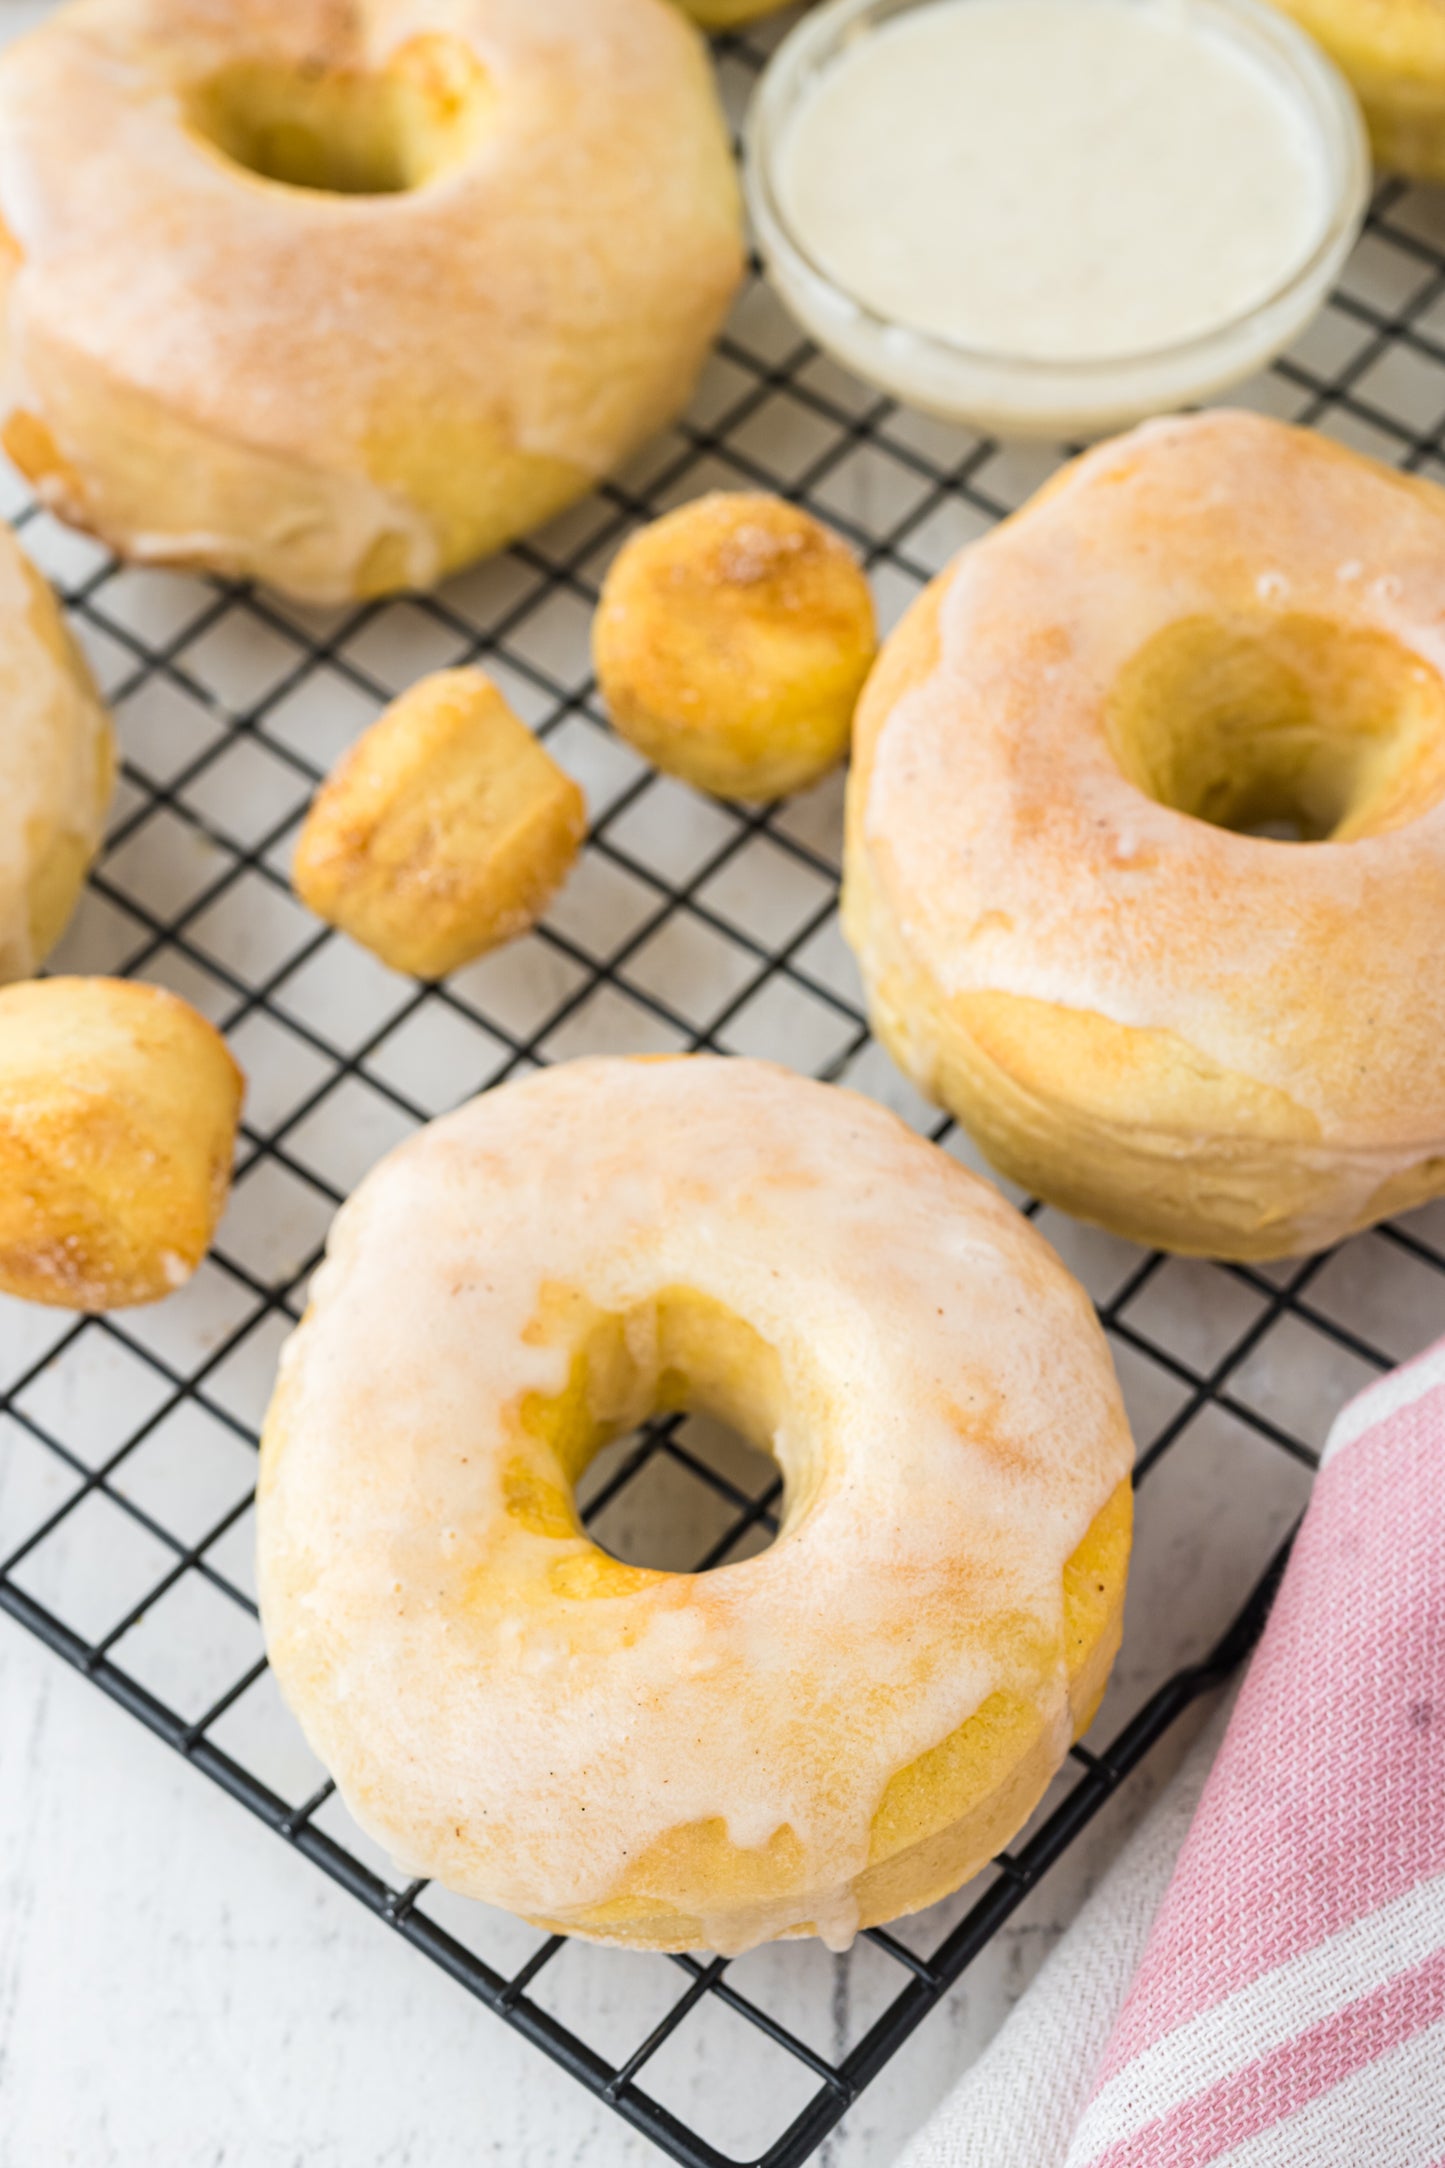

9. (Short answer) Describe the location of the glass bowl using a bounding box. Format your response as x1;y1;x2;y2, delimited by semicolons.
743;0;1370;440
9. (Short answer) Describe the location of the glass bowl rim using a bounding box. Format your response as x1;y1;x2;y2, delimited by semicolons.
743;0;1372;384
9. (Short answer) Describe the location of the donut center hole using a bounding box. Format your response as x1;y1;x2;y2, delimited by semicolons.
514;1290;792;1578
185;36;492;196
579;1417;782;1575
1105;613;1445;842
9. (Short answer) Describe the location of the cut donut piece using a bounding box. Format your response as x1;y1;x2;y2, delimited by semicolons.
595;492;877;801
0;978;244;1309
292;667;585;979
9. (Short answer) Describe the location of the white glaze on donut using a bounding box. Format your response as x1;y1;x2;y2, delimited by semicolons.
0;0;741;597
257;1057;1130;1952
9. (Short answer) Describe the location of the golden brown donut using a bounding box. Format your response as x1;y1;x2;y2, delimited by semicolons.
258;1056;1132;1953
292;667;585;979
0;528;114;983
594;492;877;799
0;978;244;1309
1267;0;1445;179
0;0;743;601
845;410;1445;1261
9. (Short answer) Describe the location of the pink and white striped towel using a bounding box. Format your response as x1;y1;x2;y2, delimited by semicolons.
899;1335;1445;2168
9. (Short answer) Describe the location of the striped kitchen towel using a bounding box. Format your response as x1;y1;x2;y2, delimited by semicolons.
899;1335;1445;2168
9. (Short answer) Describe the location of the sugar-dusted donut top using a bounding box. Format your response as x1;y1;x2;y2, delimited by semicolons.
852;409;1445;1150
0;0;738;477
258;1056;1130;1949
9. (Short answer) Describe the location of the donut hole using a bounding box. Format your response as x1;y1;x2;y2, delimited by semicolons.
1105;613;1445;841
579;1416;782;1574
513;1290;793;1580
185;36;492;196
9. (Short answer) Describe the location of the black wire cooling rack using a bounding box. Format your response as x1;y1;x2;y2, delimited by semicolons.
5;9;1445;2163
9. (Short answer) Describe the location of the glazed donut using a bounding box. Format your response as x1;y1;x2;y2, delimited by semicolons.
1267;0;1445;179
0;528;114;982
258;1056;1132;1955
0;0;742;603
594;493;877;801
845;409;1445;1263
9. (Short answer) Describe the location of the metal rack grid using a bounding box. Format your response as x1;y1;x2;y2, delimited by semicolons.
3;8;1445;2163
